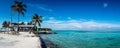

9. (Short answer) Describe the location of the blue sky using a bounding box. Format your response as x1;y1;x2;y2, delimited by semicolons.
0;0;120;31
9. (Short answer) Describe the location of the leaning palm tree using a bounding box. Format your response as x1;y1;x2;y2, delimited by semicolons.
32;14;42;31
11;1;26;33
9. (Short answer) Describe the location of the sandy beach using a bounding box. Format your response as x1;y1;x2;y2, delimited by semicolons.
0;32;41;48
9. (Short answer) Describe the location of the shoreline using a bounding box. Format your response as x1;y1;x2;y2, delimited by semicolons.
38;34;59;48
0;32;41;48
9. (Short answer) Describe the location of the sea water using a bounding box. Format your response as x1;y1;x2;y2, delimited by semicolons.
40;30;120;48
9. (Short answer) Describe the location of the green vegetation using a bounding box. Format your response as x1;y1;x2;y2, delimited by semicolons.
2;21;10;33
20;22;25;25
2;21;10;28
1;0;52;34
27;21;33;25
38;28;52;31
32;14;42;31
36;28;52;34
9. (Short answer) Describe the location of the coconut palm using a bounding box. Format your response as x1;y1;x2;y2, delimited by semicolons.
2;21;9;28
21;22;25;25
27;21;33;25
11;1;26;33
32;14;42;31
2;21;10;33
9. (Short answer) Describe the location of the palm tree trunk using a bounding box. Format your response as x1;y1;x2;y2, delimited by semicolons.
34;22;37;31
17;14;20;34
10;14;12;26
37;27;38;31
10;15;12;34
10;11;15;27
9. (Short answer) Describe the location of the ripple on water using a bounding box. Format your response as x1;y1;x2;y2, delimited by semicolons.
40;32;120;48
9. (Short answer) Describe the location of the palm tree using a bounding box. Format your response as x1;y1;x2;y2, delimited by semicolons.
2;21;10;33
27;21;33;25
21;22;25;25
2;21;9;28
32;14;42;31
11;1;26;33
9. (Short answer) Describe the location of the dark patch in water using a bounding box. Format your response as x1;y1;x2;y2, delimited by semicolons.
107;38;115;40
109;42;120;46
83;36;89;38
93;38;100;40
106;47;110;48
93;37;115;41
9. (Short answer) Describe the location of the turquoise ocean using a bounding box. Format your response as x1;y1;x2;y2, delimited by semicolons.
40;30;120;48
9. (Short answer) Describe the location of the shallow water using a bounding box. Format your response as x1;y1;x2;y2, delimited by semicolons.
40;30;120;48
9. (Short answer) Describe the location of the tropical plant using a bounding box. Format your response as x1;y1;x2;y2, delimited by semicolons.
2;21;9;28
32;14;42;31
2;21;10;33
11;1;26;33
38;28;52;31
20;22;25;25
27;21;33;25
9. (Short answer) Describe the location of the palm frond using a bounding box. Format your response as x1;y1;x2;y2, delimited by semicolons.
11;5;16;11
11;1;27;17
22;8;26;12
23;4;27;8
14;1;19;4
21;11;25;16
19;2;23;5
32;14;43;28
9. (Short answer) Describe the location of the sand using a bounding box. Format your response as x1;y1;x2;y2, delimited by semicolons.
0;32;41;48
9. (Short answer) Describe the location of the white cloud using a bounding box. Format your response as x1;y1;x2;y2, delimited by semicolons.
103;3;108;8
68;17;72;20
41;19;120;31
38;6;53;12
42;17;46;20
49;17;55;20
27;3;53;12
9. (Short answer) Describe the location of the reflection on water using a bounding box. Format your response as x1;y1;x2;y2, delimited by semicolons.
40;30;120;48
